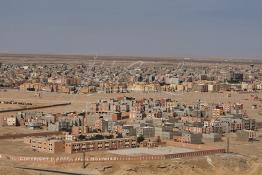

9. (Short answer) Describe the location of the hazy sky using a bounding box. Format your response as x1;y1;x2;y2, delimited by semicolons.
0;0;262;58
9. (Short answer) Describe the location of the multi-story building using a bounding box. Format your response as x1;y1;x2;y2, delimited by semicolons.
242;118;256;130
137;126;155;138
64;137;137;154
24;137;65;154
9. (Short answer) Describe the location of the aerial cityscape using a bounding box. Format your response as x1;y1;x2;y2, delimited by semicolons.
0;1;262;175
0;54;261;175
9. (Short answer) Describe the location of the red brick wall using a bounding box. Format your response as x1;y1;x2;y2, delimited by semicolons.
0;131;63;139
0;149;225;164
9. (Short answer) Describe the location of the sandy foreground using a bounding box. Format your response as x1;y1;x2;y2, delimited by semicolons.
0;154;262;175
0;129;261;175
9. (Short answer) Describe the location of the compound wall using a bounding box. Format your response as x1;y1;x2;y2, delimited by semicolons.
0;148;225;164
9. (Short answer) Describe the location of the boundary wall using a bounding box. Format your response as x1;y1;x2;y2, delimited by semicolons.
0;149;225;164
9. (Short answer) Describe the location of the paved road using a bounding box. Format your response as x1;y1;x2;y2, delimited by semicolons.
15;167;94;175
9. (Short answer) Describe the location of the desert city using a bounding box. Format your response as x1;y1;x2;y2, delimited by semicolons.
1;1;262;175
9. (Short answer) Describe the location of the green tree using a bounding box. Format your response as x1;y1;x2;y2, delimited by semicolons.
116;133;123;138
137;135;144;143
78;134;86;141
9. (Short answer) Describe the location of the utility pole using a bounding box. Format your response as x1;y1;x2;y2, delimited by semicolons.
81;111;87;168
226;136;230;153
82;152;86;168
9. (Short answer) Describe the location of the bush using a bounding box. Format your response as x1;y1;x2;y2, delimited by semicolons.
116;133;123;138
137;135;144;143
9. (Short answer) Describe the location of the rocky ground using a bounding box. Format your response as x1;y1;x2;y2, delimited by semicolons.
1;154;262;175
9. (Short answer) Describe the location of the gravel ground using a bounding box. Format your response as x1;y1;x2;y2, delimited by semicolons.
108;146;195;156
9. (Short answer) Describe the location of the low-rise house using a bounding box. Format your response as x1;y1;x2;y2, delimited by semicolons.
122;125;136;137
48;121;71;131
137;126;155;138
27;121;42;129
6;116;17;126
24;137;65;154
155;127;174;140
236;130;256;141
202;133;222;142
174;132;202;144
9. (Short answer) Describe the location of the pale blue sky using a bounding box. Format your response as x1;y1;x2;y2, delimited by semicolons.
0;0;262;58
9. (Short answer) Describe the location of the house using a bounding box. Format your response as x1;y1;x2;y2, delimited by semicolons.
174;132;202;144
137;126;155;138
202;133;222;142
6;116;17;126
236;130;256;141
24;137;65;153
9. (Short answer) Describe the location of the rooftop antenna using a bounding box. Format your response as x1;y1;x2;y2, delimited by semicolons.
81;99;91;169
94;53;98;60
89;52;98;69
226;136;230;153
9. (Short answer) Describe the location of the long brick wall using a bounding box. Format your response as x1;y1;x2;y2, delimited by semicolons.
0;131;63;139
0;148;225;164
0;102;71;113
